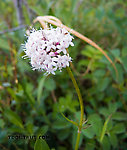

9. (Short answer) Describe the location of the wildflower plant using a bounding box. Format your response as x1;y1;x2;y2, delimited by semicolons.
23;16;117;150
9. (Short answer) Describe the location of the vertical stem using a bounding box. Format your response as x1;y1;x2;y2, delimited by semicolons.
13;0;24;25
74;132;81;150
66;67;84;150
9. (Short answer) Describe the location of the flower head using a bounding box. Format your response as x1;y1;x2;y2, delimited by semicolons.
23;27;74;75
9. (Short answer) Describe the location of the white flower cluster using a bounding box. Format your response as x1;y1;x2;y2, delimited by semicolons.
23;27;74;75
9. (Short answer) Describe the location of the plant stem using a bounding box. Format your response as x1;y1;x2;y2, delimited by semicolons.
75;131;81;150
66;67;84;150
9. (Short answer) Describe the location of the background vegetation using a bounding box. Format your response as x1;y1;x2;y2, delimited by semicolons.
0;0;127;149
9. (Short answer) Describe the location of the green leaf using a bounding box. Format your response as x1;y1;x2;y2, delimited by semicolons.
108;63;124;83
116;64;124;83
109;132;118;148
121;56;127;72
85;141;95;150
100;55;112;65
0;119;5;128
34;139;50;150
108;102;118;114
81;45;103;59
99;108;110;117
58;97;67;112
112;123;126;134
30;6;44;16
112;112;127;121
36;125;49;137
57;128;70;140
4;109;24;129
101;136;111;150
93;69;106;77
53;119;71;129
44;78;56;91
8;126;25;134
37;76;46;104
96;6;105;20
82;126;95;139
17;57;32;73
58;95;79;113
78;59;89;67
83;114;103;138
81;49;94;57
100;115;112;142
7;88;17;101
0;130;7;143
97;77;111;92
89;114;103;136
122;47;127;57
26;122;34;134
111;49;120;58
21;82;35;106
0;38;10;51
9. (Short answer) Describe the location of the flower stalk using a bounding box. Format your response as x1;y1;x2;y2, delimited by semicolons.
66;67;84;150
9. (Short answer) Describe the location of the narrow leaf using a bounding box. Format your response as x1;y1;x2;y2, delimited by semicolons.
37;76;46;104
100;114;112;142
4;109;24;129
61;112;79;127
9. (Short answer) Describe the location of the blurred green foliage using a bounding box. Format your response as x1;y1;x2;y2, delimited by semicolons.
0;0;127;150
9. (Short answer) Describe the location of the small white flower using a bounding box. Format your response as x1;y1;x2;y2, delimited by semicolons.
22;27;74;75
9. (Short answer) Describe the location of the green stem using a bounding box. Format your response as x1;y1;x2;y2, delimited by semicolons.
74;132;81;150
61;112;79;127
66;67;84;150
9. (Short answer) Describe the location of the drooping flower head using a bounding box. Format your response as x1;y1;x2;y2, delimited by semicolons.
23;27;74;75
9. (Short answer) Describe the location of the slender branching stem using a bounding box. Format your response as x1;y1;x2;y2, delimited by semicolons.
67;67;84;150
